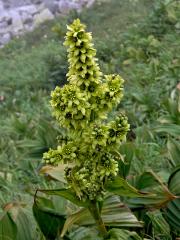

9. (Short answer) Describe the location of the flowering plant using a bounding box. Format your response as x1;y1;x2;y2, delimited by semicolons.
39;19;134;238
44;19;129;199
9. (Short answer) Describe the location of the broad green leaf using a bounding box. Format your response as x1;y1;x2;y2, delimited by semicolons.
127;171;176;208
108;228;142;240
146;211;171;238
33;196;66;240
0;212;17;240
164;200;180;232
106;176;150;197
38;188;90;207
61;195;142;237
163;167;180;232
153;124;180;137
168;167;180;195
167;138;180;167
16;210;33;240
69;227;102;240
118;143;134;178
9;207;33;240
157;170;170;183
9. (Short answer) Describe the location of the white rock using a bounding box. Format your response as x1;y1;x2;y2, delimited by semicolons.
0;20;8;28
58;0;84;13
58;0;71;13
9;10;24;34
0;1;4;12
0;23;11;34
20;11;33;24
34;8;54;26
0;0;96;47
0;32;11;44
43;0;59;13
18;5;38;15
36;2;46;12
32;0;43;4
0;11;10;22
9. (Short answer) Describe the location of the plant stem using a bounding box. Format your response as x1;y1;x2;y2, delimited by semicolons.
89;200;108;239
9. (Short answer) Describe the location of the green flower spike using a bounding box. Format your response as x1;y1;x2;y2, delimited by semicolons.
43;19;130;201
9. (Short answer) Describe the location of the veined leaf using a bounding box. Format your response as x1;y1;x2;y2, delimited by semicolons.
33;196;66;240
118;143;134;178
0;211;17;240
168;167;180;195
2;202;34;240
61;195;142;237
146;210;171;238
167;138;180;167
69;227;102;240
105;176;150;197
10;208;33;240
127;171;176;209
153;124;180;137
37;188;90;207
163;167;180;232
108;228;142;240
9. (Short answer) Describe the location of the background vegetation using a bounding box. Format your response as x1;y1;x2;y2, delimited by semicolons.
0;0;179;239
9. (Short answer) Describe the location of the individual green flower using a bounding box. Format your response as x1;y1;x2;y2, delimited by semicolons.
51;84;90;129
43;147;63;165
103;74;124;106
108;114;130;145
61;142;77;161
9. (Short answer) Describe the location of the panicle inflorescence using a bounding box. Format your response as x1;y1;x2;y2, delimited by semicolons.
43;19;130;201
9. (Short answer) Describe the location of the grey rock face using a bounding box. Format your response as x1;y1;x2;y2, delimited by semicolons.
10;10;24;34
34;8;54;26
58;0;80;13
43;0;59;13
20;11;33;24
0;0;95;47
2;0;32;9
0;32;11;45
18;5;38;15
0;1;4;12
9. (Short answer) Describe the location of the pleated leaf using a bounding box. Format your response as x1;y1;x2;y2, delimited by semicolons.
127;171;176;209
33;196;66;240
69;227;102;240
108;228;142;240
38;188;90;207
0;211;17;240
106;176;150;197
167;138;180;167
153;124;180;137
2;202;34;240
163;167;180;232
146;210;171;238
61;195;142;237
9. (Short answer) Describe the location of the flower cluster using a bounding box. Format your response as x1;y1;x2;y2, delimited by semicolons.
43;19;130;201
65;152;118;200
43;142;77;165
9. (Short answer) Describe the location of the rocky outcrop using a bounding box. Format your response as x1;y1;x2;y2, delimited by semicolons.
0;0;95;47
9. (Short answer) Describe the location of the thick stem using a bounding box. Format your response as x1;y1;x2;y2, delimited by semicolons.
89;200;108;239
